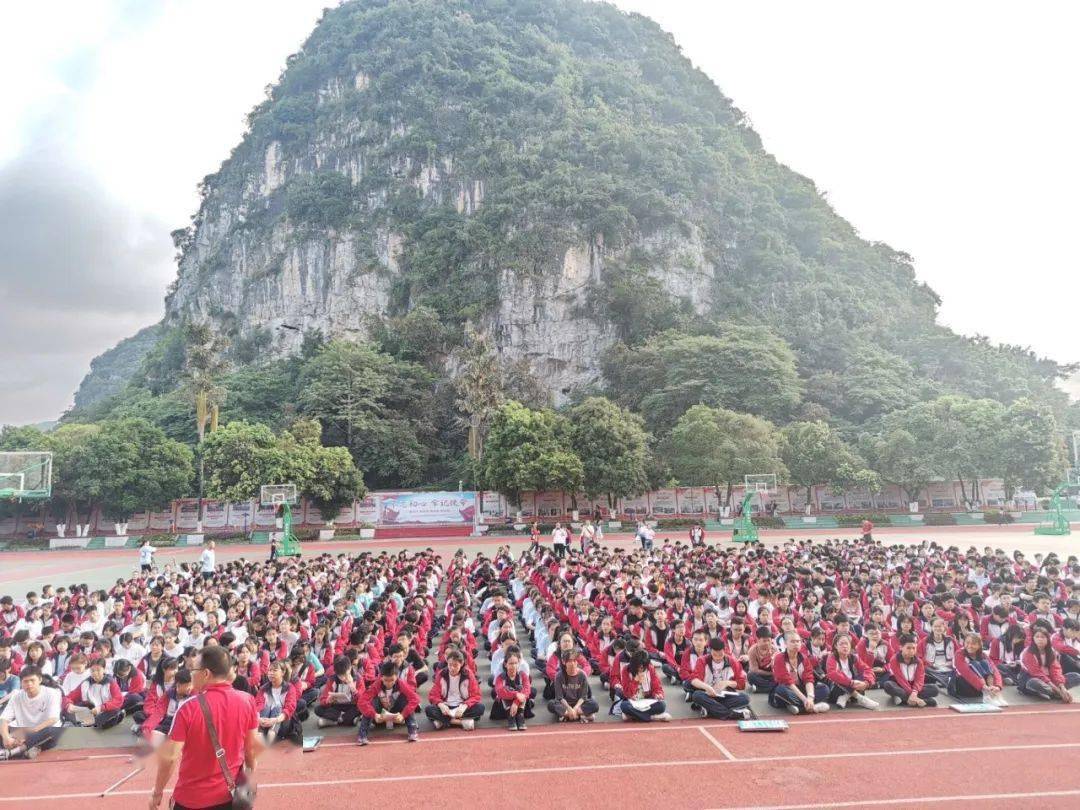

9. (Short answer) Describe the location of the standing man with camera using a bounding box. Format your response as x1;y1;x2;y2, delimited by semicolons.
149;645;263;810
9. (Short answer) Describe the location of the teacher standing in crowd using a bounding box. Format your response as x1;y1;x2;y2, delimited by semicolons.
150;645;263;810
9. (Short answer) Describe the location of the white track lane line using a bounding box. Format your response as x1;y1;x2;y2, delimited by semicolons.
312;705;1080;747
697;725;736;760
6;740;1078;800
716;788;1080;810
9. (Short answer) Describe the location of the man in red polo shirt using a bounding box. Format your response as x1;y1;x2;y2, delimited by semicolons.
150;645;263;810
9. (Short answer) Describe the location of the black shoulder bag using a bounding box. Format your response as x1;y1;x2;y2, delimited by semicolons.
196;693;256;810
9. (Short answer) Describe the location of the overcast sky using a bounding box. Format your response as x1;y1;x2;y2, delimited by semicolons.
1;0;1077;425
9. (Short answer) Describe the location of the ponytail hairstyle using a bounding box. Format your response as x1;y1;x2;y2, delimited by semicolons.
152;656;179;690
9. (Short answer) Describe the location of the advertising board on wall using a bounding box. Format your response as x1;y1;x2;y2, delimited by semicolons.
379;491;476;525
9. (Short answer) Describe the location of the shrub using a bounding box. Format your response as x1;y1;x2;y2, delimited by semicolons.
752;515;785;529
982;510;1015;524
924;512;957;526
836;514;892;528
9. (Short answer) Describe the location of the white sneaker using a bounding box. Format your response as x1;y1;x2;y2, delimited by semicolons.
655;712;672;722
462;718;475;731
813;702;831;713
317;717;334;728
621;713;633;722
836;693;849;709
431;720;444;730
853;693;880;711
786;704;801;716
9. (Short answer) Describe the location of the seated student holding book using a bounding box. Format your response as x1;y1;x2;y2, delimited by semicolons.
617;649;670;722
357;659;420;745
687;637;753;720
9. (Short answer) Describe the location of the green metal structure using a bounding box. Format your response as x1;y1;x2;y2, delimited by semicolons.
1034;483;1072;536
280;502;302;556
732;491;759;544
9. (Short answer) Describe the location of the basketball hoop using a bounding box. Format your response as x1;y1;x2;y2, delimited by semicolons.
0;452;52;500
260;484;298;507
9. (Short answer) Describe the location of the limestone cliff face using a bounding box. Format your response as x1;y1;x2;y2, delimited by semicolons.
164;126;719;400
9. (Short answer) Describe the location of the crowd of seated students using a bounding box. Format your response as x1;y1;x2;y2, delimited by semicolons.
1;536;1079;760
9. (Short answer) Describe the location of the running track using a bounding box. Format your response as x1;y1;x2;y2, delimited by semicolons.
4;705;1079;809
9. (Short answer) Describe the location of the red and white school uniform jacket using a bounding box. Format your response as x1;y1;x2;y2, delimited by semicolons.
1052;633;1079;661
989;638;1023;669
618;664;665;701
356;676;420;718
1020;648;1067;687
691;654;747;691
772;651;815;687
1026;610;1063;628
545;652;591;680
918;635;956;670
255;681;299;719
428;668;482;708
825;653;876;688
494;669;533;705
318;674;358;707
953;651;1002;692
854;637;891;672
116;668;146;698
980;615;1015;644
887;653;927;695
677;646;709;682
70;675;123;713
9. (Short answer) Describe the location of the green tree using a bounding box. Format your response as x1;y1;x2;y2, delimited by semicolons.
202;421;290;502
74;419;194;522
0;425;49;451
780;420;864;505
286;419;366;519
567;397;649;509
665;405;784;505
299;340;434;487
480;402;583;506
861;426;938;505
606;326;801;430
999;399;1067;501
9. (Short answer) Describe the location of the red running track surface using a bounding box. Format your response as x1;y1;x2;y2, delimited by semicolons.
3;705;1079;809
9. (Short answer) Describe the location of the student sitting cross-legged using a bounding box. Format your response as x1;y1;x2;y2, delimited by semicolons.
1018;626;1078;703
356;660;420;745
949;632;1008;707
547;648;599;723
688;637;753;721
769;633;830;715
824;633;880;710
255;661;303;745
883;634;939;707
67;657;126;729
315;656;361;728
426;649;484;731
0;666;63;761
617;649;670;722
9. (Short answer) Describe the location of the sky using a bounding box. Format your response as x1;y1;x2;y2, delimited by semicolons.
1;0;1077;425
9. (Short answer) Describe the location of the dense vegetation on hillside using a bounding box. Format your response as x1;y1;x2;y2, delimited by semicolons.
60;0;1075;498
